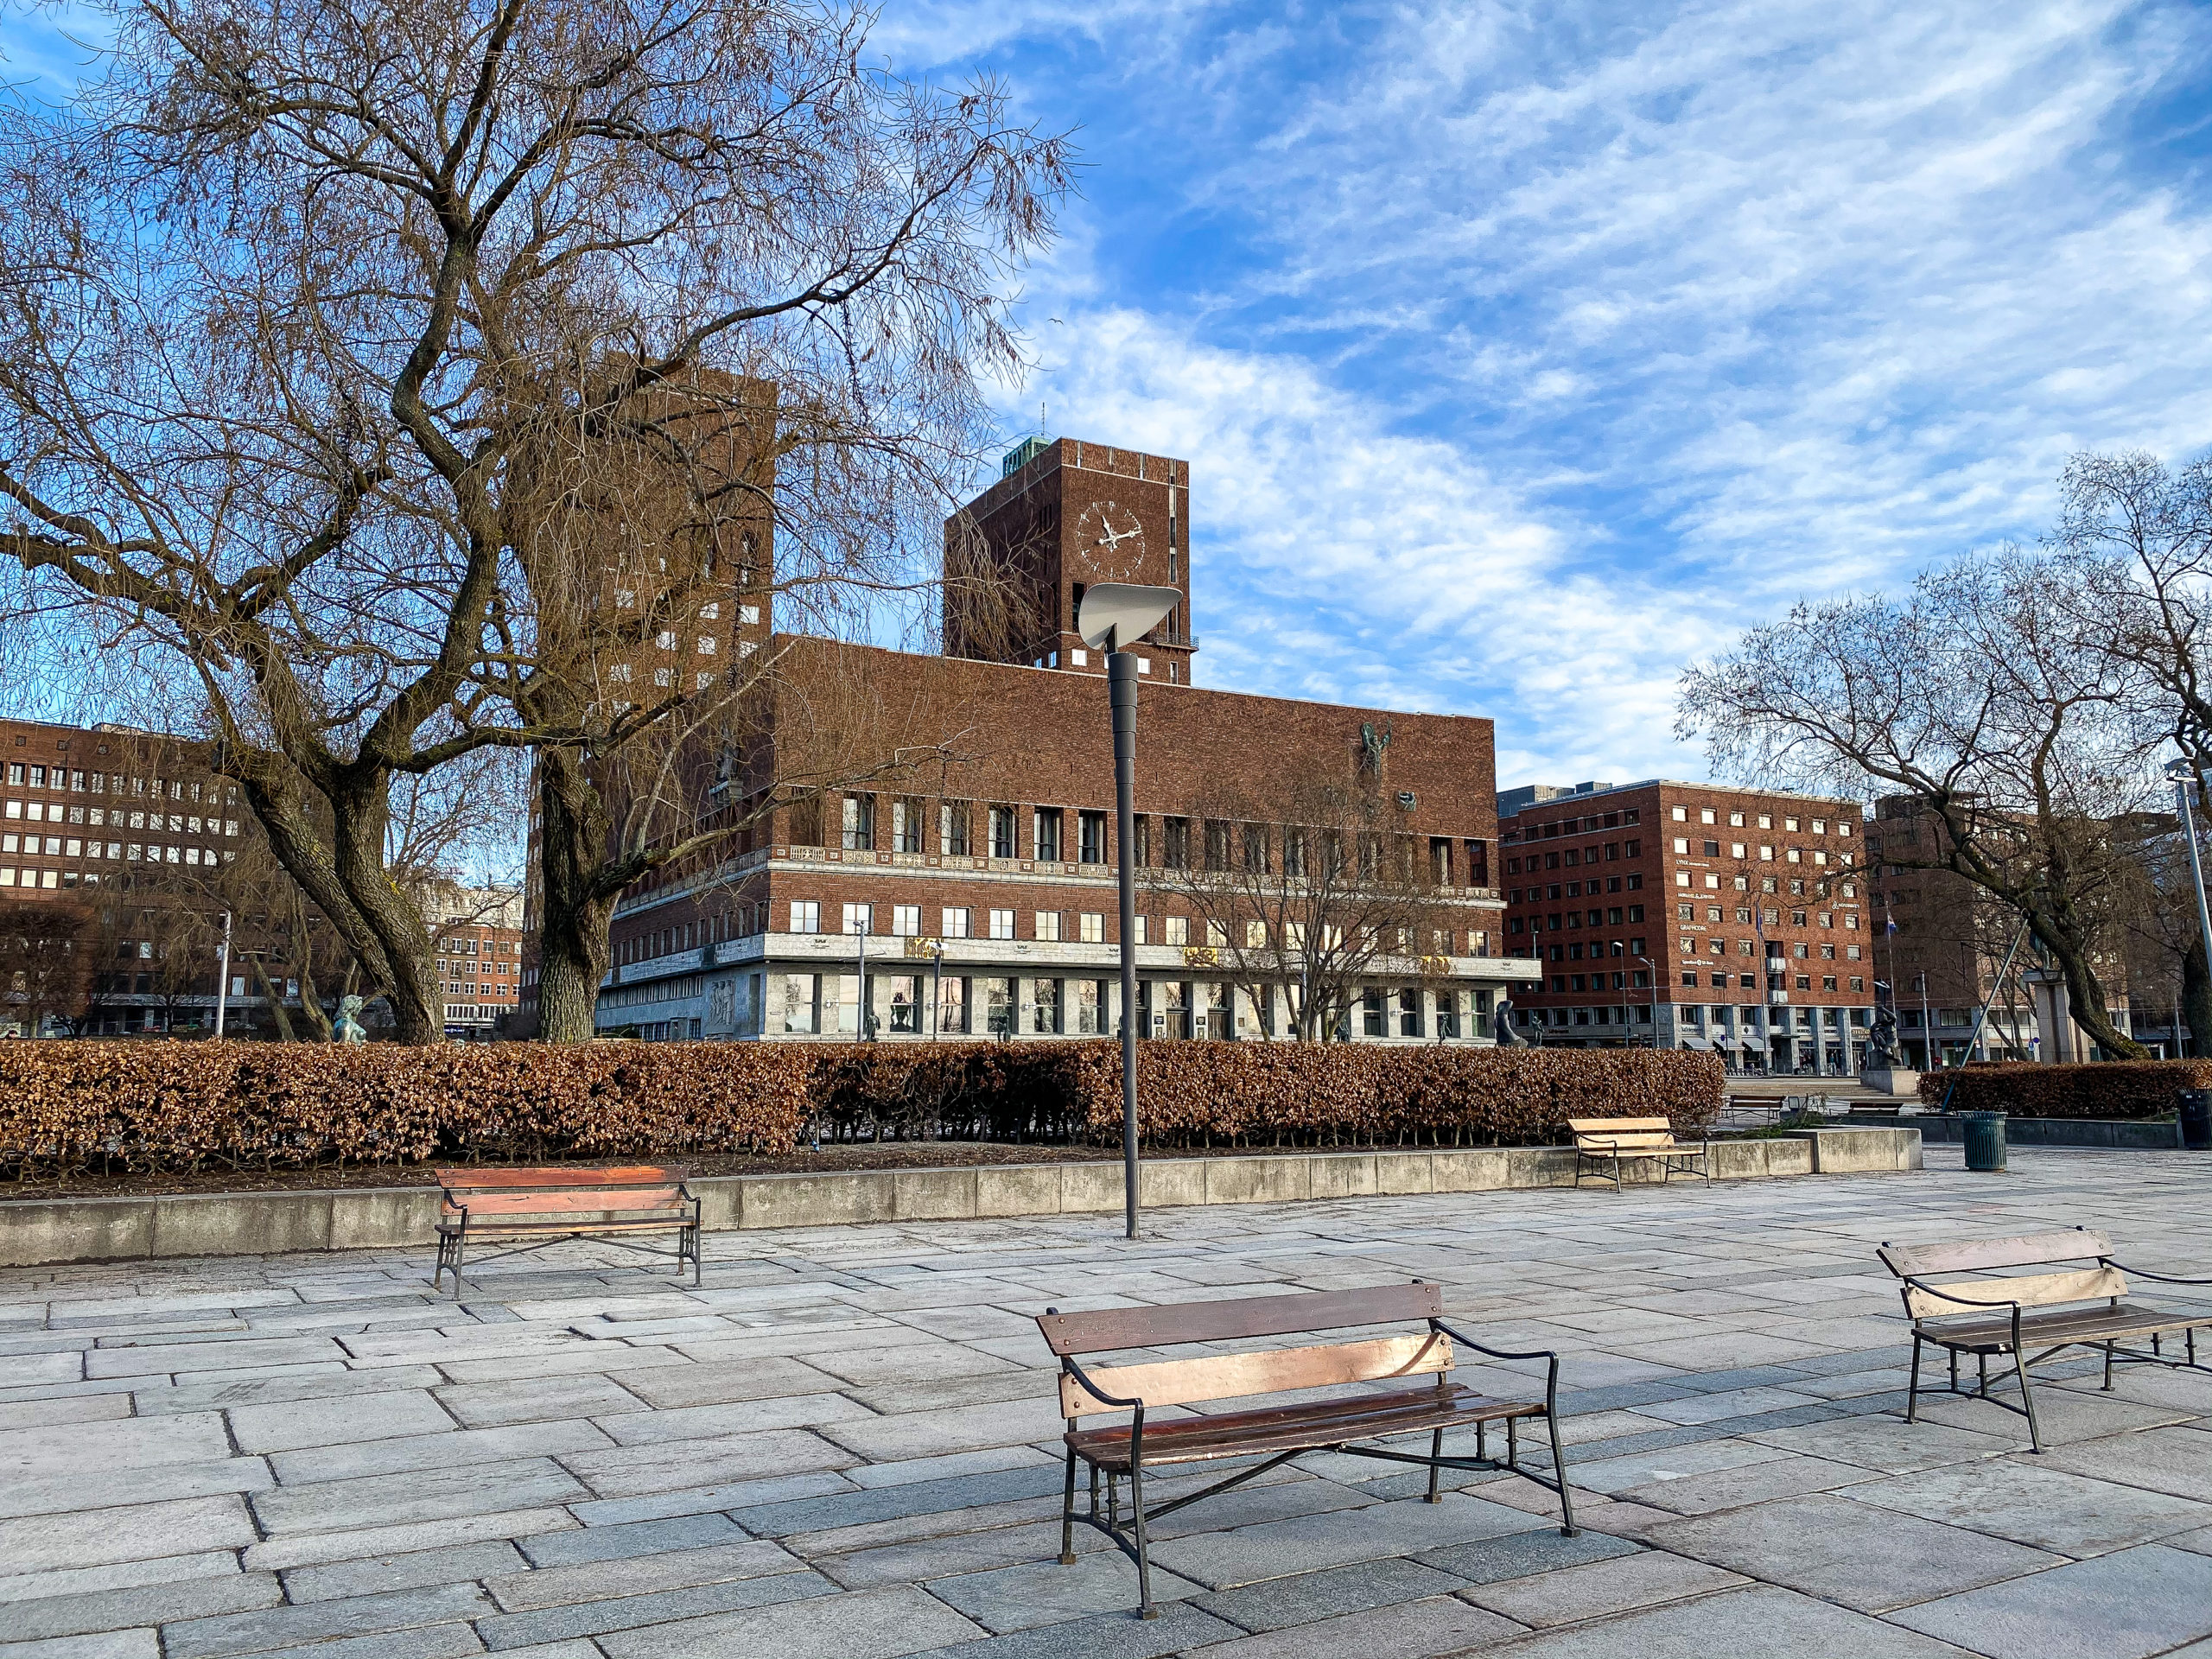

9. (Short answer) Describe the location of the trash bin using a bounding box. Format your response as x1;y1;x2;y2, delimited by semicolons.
2181;1090;2212;1152
1961;1110;2007;1173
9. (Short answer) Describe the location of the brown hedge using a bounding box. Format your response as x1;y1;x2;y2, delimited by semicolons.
0;1039;1723;1179
1916;1060;2211;1120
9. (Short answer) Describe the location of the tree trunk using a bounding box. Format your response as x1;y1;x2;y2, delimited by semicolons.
2035;914;2148;1060
248;955;297;1042
534;747;619;1044
2183;936;2211;1060
327;773;442;1044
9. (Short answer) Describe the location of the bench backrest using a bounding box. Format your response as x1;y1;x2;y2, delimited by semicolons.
1038;1284;1451;1419
437;1166;690;1217
1878;1230;2126;1321
1568;1116;1675;1148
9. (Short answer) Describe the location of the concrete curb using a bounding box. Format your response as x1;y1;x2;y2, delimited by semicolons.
0;1128;1922;1268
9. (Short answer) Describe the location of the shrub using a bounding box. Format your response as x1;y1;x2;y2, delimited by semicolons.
0;1039;1724;1179
1916;1060;2212;1121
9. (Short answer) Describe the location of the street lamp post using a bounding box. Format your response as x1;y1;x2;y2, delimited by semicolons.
2170;759;2212;1059
1636;955;1656;1050
213;910;232;1038
1077;583;1182;1242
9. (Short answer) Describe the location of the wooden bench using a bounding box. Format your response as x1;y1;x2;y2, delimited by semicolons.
434;1166;702;1296
1878;1227;2212;1452
1037;1283;1576;1619
1569;1116;1711;1193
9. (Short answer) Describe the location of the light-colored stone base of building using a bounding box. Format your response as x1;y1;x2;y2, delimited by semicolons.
1859;1065;1920;1098
0;1128;1919;1268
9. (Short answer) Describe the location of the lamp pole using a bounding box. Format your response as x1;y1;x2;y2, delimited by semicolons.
213;910;232;1038
2171;761;2212;1058
1074;582;1181;1243
1637;956;1656;1049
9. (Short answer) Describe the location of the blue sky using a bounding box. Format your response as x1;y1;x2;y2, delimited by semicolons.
10;2;2212;793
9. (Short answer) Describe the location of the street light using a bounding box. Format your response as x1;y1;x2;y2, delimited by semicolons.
1077;582;1182;1242
2168;758;2212;1058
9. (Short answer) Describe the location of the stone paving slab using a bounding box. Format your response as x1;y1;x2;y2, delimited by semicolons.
0;1144;2207;1656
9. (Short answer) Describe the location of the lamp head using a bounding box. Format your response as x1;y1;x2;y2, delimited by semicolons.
1076;582;1181;652
2168;758;2196;783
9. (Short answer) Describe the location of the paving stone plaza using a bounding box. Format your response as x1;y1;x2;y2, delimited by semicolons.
3;1146;2209;1659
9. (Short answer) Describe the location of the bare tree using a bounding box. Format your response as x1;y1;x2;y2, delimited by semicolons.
1142;778;1457;1041
0;0;1068;1043
0;898;99;1035
1679;547;2154;1059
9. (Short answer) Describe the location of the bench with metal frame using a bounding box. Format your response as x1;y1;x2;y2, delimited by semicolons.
1878;1226;2212;1452
1568;1116;1711;1193
433;1166;702;1295
1036;1283;1576;1620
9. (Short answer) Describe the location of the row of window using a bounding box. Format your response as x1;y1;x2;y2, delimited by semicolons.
1510;904;1648;934
1676;970;1864;992
4;802;238;834
1510;877;1644;903
4;764;238;805
780;900;1491;957
808;794;1491;885
1682;936;1863;960
1675;868;1860;901
1505;807;1643;842
1673;837;1849;868
1504;840;1639;876
0;838;226;865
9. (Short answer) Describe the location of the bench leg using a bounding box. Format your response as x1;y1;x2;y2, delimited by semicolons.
2104;1340;2116;1391
449;1234;466;1300
2013;1346;2045;1453
1506;1414;1519;1470
1427;1428;1443;1503
1548;1413;1579;1538
1905;1334;1923;1423
1948;1348;1959;1395
1128;1463;1158;1620
1060;1446;1077;1564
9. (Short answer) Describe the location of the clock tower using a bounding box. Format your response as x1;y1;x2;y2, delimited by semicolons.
943;436;1196;683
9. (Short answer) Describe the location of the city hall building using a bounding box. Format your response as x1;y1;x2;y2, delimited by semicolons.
563;435;1539;1042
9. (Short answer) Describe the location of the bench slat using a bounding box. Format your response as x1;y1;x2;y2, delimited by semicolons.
1567;1117;1671;1133
1060;1333;1451;1419
435;1166;687;1191
1904;1265;2126;1320
1038;1285;1443;1357
1576;1135;1677;1150
1066;1382;1540;1471
444;1189;685;1217
1880;1230;2111;1278
1910;1300;2208;1351
438;1217;694;1238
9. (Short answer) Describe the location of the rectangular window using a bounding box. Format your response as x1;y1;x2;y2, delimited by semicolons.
1079;810;1107;865
893;905;920;937
1079;912;1104;943
940;801;970;855
1074;979;1104;1034
789;900;820;933
888;975;920;1033
1033;808;1063;861
892;798;923;854
783;974;817;1034
943;906;971;938
842;793;874;851
842;902;872;936
1162;817;1189;868
1035;911;1062;941
1032;977;1061;1033
3;765;16;784
938;975;968;1033
989;804;1017;859
988;907;1015;939
1163;916;1189;946
1135;916;1148;944
982;976;1014;1034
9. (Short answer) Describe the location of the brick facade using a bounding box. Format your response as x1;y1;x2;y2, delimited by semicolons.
1499;779;1875;1073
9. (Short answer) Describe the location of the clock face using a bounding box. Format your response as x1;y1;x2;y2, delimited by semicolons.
1074;499;1147;581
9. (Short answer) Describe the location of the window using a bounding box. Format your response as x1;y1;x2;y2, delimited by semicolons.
789;900;820;933
1162;817;1189;868
1729;811;1745;827
783;974;817;1034
1135;916;1148;944
888;976;920;1033
892;798;923;854
842;793;874;851
940;801;970;855
1035;911;1062;941
1244;824;1270;874
1672;837;1689;854
1074;980;1105;1034
1700;808;1716;823
1671;806;1688;821
893;905;920;937
842;903;872;936
1032;977;1062;1033
1785;817;1800;831
1079;810;1107;865
989;804;1017;859
982;976;1014;1035
1163;916;1189;946
1246;919;1268;948
938;976;968;1033
988;907;1015;939
943;906;971;938
1080;912;1104;944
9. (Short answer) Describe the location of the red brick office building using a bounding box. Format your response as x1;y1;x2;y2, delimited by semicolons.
1497;779;1875;1073
564;436;1538;1041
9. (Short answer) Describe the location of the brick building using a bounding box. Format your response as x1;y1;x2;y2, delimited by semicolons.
569;435;1537;1041
1497;779;1875;1073
421;880;524;1037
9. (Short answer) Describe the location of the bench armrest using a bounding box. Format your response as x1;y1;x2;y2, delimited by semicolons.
1060;1354;1146;1411
1431;1317;1558;1368
2099;1258;2212;1287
